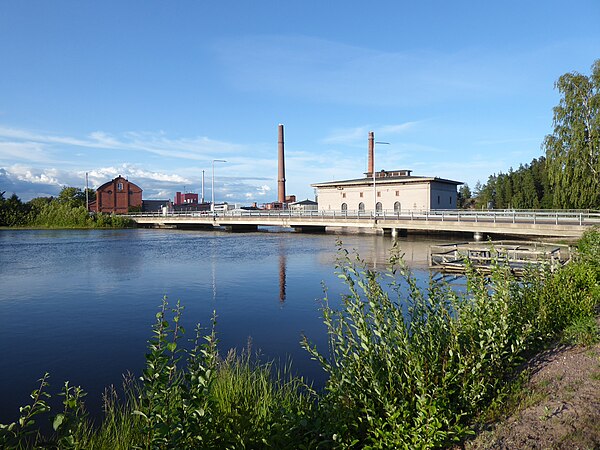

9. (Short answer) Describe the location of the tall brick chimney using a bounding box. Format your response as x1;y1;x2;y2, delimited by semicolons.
278;124;286;203
368;131;374;175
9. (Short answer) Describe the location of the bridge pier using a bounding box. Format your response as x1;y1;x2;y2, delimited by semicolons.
293;225;327;233
390;228;408;238
224;224;259;232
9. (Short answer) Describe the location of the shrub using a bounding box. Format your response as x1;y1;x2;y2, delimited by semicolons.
302;239;600;448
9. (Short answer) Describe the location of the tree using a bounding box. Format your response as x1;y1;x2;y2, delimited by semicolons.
56;187;86;208
458;184;472;208
544;60;600;209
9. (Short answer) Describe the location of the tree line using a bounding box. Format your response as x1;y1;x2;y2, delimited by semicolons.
459;59;599;210
0;187;133;228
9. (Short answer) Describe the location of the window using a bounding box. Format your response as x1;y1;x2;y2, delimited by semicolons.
359;192;364;198
358;202;365;212
437;195;440;205
395;190;399;196
449;196;452;205
117;182;124;191
377;191;381;197
394;201;401;213
341;203;347;212
376;202;382;212
342;192;346;198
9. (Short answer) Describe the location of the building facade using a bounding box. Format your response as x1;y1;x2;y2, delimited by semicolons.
90;176;142;214
311;170;462;212
174;192;199;205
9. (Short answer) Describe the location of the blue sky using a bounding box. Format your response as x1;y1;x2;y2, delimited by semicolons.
1;1;599;203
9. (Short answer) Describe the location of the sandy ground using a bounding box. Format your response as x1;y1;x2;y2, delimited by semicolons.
465;339;600;449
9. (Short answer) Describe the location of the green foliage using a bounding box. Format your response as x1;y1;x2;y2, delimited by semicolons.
0;190;135;228
475;157;551;209
562;316;599;346
56;187;86;208
0;192;30;226
133;298;316;449
302;238;600;448
544;59;600;209
0;373;50;448
578;226;600;263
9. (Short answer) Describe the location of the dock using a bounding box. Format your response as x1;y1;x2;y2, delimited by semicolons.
429;240;573;275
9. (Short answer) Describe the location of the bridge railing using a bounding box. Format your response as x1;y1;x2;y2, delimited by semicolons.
126;208;600;226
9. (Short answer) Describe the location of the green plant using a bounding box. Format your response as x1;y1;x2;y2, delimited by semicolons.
562;316;600;346
0;373;50;448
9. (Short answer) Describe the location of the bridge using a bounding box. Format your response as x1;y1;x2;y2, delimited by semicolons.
127;209;600;238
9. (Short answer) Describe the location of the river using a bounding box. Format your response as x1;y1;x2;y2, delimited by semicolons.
0;228;448;422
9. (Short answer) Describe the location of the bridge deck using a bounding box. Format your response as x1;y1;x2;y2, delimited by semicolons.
127;209;600;238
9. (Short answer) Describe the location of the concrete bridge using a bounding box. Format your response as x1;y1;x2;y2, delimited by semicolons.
127;209;600;238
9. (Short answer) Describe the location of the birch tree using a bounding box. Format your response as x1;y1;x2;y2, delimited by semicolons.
544;60;600;209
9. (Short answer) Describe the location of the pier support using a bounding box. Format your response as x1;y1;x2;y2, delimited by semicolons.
390;228;408;238
225;224;259;232
293;225;326;233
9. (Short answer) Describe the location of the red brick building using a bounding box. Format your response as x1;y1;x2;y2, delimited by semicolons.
89;176;142;213
174;191;199;205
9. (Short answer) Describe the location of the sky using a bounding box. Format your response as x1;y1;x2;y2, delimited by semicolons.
1;1;599;204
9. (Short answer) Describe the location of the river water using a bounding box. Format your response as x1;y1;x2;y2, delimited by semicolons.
0;228;448;422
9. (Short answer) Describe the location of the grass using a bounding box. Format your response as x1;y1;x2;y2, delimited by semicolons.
2;228;599;449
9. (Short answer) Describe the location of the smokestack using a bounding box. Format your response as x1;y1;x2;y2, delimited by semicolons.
201;170;205;203
278;124;286;203
368;131;374;175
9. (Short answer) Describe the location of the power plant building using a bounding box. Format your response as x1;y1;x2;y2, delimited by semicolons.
311;130;462;212
311;170;461;212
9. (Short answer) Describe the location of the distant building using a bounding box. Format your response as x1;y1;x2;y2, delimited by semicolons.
264;195;297;210
174;192;199;205
142;199;170;213
289;199;318;211
89;176;142;214
311;169;462;212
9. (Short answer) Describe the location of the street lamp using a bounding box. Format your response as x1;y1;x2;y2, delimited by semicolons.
211;159;226;214
373;141;390;216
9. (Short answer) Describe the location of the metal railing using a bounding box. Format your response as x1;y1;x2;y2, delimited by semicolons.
126;208;600;226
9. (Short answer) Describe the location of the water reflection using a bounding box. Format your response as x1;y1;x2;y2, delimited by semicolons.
279;245;286;303
0;229;450;423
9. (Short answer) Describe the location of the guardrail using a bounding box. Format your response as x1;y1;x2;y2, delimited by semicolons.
126;209;600;226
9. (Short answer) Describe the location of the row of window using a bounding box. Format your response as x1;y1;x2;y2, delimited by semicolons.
341;202;402;212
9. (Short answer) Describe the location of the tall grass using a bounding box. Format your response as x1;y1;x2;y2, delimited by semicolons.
2;229;599;449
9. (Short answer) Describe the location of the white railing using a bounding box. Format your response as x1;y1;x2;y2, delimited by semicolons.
126;208;600;226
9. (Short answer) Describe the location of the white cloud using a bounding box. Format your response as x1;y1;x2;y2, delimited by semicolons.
0;126;245;162
0;141;53;163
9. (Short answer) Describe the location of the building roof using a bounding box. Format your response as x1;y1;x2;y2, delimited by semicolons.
290;199;318;205
96;175;142;192
311;174;462;188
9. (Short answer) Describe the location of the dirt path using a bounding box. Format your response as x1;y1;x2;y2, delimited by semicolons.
466;341;600;449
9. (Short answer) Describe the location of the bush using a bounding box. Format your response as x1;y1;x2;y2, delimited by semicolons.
302;239;600;448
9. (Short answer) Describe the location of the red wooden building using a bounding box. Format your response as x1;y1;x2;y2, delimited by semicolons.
89;176;142;214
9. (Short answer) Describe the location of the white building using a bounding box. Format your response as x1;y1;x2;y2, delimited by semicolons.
311;169;462;212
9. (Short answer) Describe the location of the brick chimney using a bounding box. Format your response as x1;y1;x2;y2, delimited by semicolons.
278;124;286;203
368;131;374;175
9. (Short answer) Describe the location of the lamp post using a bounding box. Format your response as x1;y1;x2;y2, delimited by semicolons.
211;159;226;215
373;141;389;216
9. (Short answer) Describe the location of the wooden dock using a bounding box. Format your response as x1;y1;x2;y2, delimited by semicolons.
430;240;573;276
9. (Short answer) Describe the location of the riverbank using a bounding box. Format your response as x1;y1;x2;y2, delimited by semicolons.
465;325;600;449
